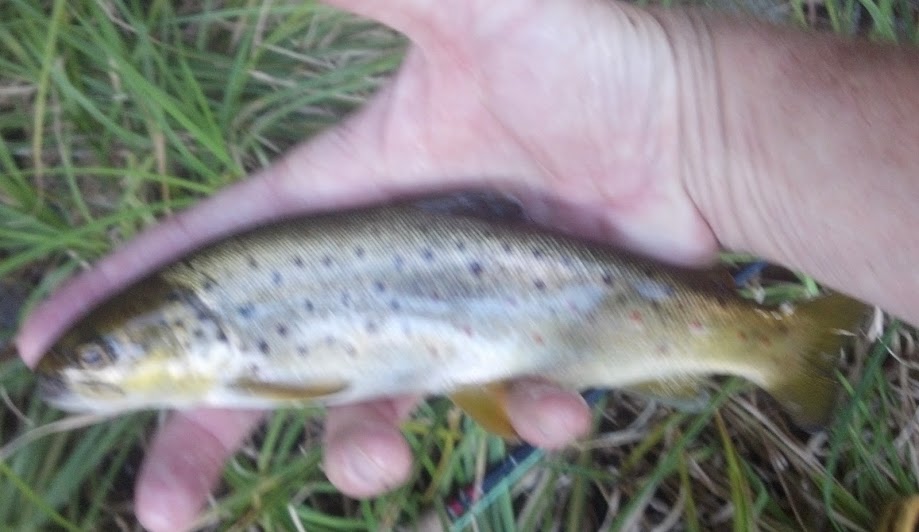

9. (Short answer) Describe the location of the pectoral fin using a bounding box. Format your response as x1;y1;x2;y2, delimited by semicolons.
624;378;711;412
449;383;519;439
229;378;348;402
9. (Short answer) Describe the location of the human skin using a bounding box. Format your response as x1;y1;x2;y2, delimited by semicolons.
13;1;919;530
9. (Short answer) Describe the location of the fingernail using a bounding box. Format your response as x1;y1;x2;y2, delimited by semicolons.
519;381;564;401
342;442;388;490
526;385;589;442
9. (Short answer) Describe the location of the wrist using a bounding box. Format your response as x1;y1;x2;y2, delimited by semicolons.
665;12;919;324
647;8;741;252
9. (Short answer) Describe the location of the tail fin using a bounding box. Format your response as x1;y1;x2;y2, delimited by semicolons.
764;292;869;430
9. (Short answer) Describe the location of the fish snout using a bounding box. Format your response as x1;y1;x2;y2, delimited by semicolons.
36;369;69;402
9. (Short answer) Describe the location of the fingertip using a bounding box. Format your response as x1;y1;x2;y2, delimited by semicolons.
506;382;592;449
323;419;413;499
136;480;200;532
135;409;264;532
136;449;215;532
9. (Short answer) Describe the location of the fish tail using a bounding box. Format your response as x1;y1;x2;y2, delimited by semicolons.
764;292;869;430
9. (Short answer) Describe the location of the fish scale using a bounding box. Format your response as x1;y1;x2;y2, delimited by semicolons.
35;199;868;435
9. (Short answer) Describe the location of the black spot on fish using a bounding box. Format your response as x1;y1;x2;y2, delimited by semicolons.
166;290;182;303
534;279;547;291
271;271;282;286
171;319;185;329
324;335;336;346
393;255;405;271
216;330;228;342
321;255;333;267
238;304;255;319
293;256;305;268
365;320;378;333
390;299;401;311
193;328;206;339
344;344;357;357
202;279;215;292
341;292;352;307
532;248;544;259
373;280;386;293
304;300;314;312
297;345;309;356
258;340;270;354
469;261;484;277
276;324;288;337
601;272;615;286
248;257;259;269
355;246;365;258
501;242;512;253
421;248;434;261
456;240;466;251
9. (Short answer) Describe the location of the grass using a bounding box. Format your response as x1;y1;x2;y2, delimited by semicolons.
1;0;918;530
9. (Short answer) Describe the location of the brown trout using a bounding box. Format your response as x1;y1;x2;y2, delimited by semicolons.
35;200;868;436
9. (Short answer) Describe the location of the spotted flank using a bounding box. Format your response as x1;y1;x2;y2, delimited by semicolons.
34;195;869;435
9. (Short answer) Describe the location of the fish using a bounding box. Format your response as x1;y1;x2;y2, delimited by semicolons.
876;495;919;532
34;198;869;438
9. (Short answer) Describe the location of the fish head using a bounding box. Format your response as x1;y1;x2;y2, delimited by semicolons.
35;275;225;413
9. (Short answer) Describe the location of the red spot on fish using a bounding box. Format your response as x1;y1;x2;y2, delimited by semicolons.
533;332;544;345
756;333;772;347
630;310;643;323
461;324;474;337
738;331;749;341
656;344;669;355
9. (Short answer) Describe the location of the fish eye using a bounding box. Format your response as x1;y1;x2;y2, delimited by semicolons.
77;342;112;368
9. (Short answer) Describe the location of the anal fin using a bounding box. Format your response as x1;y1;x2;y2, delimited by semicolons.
450;383;519;439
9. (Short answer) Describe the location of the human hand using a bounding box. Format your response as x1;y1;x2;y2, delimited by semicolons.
15;0;719;530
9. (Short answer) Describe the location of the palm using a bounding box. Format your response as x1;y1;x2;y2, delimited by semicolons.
347;0;715;263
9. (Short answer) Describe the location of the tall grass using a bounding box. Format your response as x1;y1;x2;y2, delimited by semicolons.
1;1;917;530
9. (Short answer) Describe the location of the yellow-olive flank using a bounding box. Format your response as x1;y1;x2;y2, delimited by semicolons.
35;201;869;437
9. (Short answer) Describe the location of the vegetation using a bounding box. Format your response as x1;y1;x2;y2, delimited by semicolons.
1;1;917;530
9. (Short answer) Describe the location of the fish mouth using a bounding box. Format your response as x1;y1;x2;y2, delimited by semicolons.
36;370;70;403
